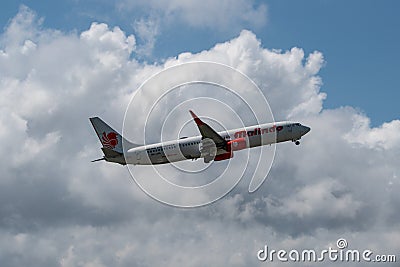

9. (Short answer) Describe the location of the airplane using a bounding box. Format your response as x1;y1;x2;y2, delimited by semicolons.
89;110;310;165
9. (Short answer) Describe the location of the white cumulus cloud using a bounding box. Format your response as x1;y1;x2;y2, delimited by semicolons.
0;6;399;267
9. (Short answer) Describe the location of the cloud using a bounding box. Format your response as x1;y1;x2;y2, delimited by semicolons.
0;6;399;267
118;0;267;31
133;17;159;57
169;30;326;120
344;114;400;150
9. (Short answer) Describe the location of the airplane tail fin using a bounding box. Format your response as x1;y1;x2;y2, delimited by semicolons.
89;117;140;156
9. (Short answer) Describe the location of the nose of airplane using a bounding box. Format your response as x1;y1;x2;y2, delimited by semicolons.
302;125;311;135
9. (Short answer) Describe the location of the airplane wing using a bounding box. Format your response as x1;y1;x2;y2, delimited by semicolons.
189;110;227;150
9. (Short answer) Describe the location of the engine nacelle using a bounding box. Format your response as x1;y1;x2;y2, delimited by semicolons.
200;138;217;157
200;138;217;163
227;137;248;151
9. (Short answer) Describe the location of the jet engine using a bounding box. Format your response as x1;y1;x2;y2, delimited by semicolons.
199;138;217;163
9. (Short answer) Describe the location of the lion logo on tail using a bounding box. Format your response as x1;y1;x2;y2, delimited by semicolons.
101;132;118;149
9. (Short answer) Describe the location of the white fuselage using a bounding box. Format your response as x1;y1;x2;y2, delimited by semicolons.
124;121;310;165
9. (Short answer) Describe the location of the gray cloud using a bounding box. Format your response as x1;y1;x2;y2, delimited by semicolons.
0;6;399;267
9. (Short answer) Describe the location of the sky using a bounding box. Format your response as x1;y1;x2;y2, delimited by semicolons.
0;1;399;267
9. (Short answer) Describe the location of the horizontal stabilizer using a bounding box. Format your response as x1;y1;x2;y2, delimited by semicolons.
91;157;105;162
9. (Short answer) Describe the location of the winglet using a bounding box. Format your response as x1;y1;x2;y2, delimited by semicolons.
189;110;204;126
